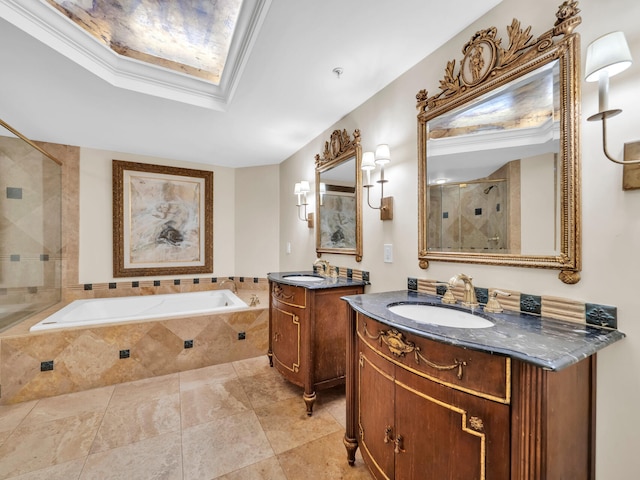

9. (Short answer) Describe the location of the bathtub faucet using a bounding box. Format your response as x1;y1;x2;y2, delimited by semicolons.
220;279;238;294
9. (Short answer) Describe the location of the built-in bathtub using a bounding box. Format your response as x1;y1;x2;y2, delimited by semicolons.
1;288;268;404
30;289;247;331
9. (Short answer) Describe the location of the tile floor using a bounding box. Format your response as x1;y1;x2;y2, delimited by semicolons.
0;355;372;479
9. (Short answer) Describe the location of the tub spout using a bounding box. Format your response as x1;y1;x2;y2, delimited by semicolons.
219;279;238;294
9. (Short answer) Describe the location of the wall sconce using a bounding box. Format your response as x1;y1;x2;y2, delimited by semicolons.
362;144;394;220
585;31;640;189
294;180;313;228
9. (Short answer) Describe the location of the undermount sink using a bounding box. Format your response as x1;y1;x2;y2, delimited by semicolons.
283;275;325;282
387;303;494;329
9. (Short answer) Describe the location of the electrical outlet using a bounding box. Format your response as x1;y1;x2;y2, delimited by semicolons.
384;244;393;263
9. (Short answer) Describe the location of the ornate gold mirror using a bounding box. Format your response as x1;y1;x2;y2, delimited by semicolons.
417;2;582;284
315;129;363;261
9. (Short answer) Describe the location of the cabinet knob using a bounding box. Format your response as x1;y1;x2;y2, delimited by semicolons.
394;435;405;454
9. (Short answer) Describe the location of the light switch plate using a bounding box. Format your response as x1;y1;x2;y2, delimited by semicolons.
384;244;393;263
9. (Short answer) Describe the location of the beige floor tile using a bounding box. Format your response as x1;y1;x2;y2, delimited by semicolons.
277;431;372;480
182;412;274;480
21;386;114;426
232;355;271;378
179;362;238;391
238;369;302;409
0;400;37;443
255;396;343;454
107;372;179;407
180;378;252;429
313;385;347;429
0;412;103;478
81;430;182;480
7;458;85;480
90;392;180;453
216;456;287;480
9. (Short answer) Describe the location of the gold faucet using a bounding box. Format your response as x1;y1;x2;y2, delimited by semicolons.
448;273;478;308
219;278;237;294
313;258;331;277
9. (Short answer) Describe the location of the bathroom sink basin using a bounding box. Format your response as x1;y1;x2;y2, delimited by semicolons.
283;275;325;282
387;303;494;329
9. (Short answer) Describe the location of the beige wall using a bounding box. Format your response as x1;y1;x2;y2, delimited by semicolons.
277;0;640;477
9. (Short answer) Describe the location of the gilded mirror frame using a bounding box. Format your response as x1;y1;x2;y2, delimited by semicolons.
417;2;582;284
315;129;363;262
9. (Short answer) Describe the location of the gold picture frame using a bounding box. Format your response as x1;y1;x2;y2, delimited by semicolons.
112;160;213;277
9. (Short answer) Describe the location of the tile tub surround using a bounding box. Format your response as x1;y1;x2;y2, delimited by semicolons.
0;356;372;479
0;287;269;405
342;290;625;371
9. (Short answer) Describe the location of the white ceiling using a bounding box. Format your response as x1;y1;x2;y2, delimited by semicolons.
0;0;502;168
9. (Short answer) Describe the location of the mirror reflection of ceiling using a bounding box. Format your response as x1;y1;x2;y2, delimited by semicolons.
46;0;243;84
427;62;559;183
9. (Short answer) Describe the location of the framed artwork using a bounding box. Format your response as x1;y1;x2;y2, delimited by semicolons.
112;160;213;277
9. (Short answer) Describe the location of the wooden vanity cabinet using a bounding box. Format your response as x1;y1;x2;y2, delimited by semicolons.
345;311;597;479
268;279;364;415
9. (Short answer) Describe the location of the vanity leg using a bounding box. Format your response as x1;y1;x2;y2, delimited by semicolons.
303;391;316;416
267;350;273;367
343;434;358;466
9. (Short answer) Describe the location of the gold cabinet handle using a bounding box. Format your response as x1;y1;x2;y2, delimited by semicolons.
384;426;393;444
394;435;405;454
274;332;280;342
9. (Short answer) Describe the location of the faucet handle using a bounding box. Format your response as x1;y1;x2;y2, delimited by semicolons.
435;282;457;304
484;290;511;313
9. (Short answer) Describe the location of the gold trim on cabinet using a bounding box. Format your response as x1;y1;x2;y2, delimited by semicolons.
358;326;511;404
272;307;301;374
271;283;307;309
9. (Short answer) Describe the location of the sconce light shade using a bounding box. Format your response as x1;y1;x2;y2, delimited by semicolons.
299;180;310;193
585;31;632;82
374;144;391;165
294;182;301;195
361;151;376;171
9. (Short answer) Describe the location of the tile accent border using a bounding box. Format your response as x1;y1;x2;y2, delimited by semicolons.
411;277;618;328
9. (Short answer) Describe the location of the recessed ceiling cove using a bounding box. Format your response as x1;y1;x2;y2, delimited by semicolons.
1;0;270;109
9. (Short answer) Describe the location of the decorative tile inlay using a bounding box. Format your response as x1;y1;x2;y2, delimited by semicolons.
132;281;139;288
475;287;489;305
347;269;353;279
407;278;418;291
586;303;617;329
193;278;199;284
475;208;482;215
520;294;542;315
238;332;246;340
154;280;161;287
362;271;370;283
41;360;54;371
253;278;259;283
239;277;245;282
119;349;130;359
109;283;117;289
6;187;22;199
211;278;218;283
40;254;49;261
184;340;194;349
28;286;38;294
443;212;449;219
436;284;448;296
10;254;20;262
84;284;93;291
174;279;180;286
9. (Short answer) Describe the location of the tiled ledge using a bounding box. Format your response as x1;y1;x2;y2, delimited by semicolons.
408;277;618;329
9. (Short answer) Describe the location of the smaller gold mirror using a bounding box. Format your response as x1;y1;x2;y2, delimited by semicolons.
315;129;363;262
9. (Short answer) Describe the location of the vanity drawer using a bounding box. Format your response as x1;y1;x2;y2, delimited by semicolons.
271;282;307;309
357;314;510;403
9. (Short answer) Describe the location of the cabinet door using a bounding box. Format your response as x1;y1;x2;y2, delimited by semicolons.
394;367;510;480
358;340;395;480
271;305;302;383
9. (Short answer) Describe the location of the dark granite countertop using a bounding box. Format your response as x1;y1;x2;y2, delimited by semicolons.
342;290;625;371
267;271;368;290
